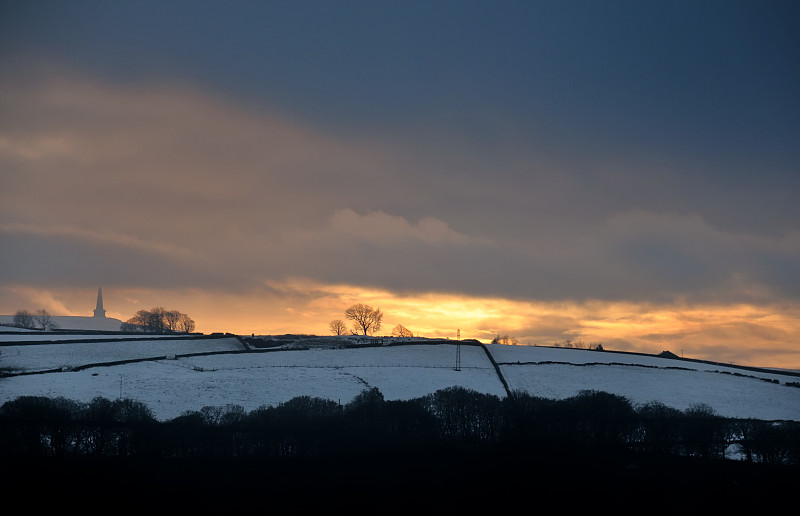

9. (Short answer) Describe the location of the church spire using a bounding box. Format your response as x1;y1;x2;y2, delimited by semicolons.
93;287;106;318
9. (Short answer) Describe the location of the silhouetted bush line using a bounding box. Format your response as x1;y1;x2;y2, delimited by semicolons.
1;387;798;466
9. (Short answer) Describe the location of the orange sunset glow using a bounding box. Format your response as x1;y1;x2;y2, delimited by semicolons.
7;283;799;370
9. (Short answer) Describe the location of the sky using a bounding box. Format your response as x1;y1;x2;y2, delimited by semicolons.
1;1;799;368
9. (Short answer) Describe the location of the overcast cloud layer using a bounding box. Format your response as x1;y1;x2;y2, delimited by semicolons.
1;2;799;367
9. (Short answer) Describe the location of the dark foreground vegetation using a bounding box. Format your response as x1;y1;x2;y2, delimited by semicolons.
2;387;798;512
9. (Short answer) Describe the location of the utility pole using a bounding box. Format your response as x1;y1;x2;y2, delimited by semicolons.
455;329;461;371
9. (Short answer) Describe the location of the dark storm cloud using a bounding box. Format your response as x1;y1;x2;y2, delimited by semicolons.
3;2;798;150
0;224;223;289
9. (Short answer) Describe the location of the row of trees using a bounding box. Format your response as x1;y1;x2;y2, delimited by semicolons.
9;307;195;335
329;303;385;336
11;309;58;331
1;387;798;465
331;305;603;344
491;334;519;345
121;307;195;333
329;303;414;338
327;305;613;346
490;335;606;351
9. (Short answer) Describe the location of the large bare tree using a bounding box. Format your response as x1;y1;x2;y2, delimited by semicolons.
344;303;383;336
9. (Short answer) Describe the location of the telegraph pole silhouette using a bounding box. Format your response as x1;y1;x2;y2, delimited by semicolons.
455;329;461;371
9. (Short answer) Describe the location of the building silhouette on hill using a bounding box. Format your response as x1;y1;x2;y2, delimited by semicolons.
93;287;106;318
54;287;122;331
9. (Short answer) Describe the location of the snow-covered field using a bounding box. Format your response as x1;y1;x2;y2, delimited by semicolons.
1;333;798;422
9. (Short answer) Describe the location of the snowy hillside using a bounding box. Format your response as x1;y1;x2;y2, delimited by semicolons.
1;333;798;422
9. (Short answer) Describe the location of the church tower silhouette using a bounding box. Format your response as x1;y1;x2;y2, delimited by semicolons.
93;287;106;318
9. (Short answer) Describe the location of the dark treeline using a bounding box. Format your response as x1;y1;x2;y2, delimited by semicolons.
1;387;798;466
120;307;195;333
2;387;799;513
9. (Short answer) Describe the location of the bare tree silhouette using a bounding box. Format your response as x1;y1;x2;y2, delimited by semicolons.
13;309;36;329
35;309;58;331
344;303;383;335
392;324;414;337
329;319;348;335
